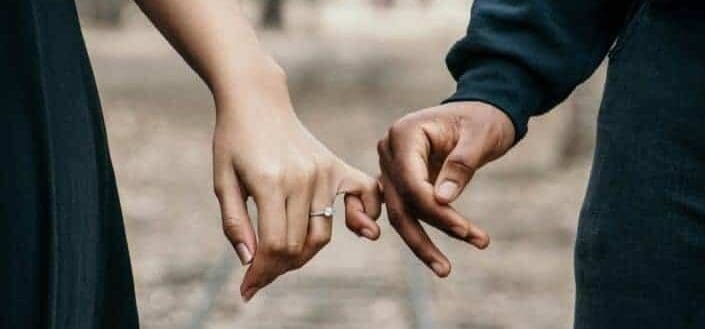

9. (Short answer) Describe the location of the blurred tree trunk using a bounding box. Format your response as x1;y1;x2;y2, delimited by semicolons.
261;0;285;30
374;0;395;7
76;0;126;26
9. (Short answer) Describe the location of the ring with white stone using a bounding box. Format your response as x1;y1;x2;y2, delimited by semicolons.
310;206;335;218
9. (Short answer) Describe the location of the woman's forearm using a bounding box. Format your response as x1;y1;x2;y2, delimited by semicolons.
134;1;383;302
135;0;284;107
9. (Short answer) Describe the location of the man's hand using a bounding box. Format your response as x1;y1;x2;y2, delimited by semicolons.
377;101;515;277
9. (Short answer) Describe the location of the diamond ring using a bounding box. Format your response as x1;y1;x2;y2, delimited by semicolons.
310;206;335;218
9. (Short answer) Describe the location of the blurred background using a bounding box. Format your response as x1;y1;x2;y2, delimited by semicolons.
76;1;607;328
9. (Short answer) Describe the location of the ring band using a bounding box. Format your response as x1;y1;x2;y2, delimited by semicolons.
310;206;335;218
310;191;345;218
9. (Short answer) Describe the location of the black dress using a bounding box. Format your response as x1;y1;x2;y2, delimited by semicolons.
446;0;705;327
1;1;139;328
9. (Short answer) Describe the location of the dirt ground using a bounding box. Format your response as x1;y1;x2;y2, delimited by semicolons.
82;2;605;328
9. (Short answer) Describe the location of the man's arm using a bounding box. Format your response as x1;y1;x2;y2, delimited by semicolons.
445;0;633;141
378;0;633;276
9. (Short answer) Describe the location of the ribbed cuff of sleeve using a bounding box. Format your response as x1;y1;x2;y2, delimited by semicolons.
442;59;544;143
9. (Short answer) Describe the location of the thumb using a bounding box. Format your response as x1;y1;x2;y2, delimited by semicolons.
434;135;487;204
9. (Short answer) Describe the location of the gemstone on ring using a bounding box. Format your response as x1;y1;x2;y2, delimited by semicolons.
311;206;335;218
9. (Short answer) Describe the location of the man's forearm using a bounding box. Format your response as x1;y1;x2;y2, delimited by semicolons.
445;0;633;142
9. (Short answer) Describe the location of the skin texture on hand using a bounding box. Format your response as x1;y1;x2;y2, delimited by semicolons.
377;101;515;277
213;79;382;302
135;0;382;302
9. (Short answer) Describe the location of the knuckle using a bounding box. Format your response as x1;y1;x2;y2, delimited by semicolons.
263;239;288;256
345;219;357;232
388;120;408;138
311;234;331;249
487;124;509;157
253;168;284;186
364;185;381;207
221;217;244;236
213;183;226;198
212;179;233;199
377;138;388;157
284;242;305;257
446;223;470;240
300;160;318;176
285;172;306;185
366;177;380;192
315;158;335;174
485;121;500;139
484;119;506;143
290;259;307;271
287;163;316;185
446;156;477;173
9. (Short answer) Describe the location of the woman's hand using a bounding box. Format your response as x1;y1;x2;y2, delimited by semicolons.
134;0;379;303
212;66;381;302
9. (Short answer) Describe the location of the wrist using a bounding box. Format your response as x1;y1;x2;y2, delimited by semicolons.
449;101;516;152
490;104;516;152
210;55;288;105
212;58;295;119
473;101;516;153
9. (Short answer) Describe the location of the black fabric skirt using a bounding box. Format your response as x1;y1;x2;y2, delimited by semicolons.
0;1;139;328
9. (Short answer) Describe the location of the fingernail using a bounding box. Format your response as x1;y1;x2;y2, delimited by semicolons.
235;243;253;265
472;236;490;250
242;287;259;303
437;181;458;201
360;228;375;240
430;262;447;277
451;226;468;239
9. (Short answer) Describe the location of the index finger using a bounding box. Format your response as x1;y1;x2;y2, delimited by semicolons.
240;252;287;302
380;173;450;277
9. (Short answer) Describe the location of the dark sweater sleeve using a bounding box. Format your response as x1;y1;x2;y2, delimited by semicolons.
444;0;633;141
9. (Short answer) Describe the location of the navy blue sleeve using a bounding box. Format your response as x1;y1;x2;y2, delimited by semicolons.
444;0;633;141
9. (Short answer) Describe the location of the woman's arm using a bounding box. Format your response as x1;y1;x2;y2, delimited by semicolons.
135;0;278;100
134;0;382;302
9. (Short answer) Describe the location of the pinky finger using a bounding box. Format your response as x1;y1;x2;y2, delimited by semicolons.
344;195;380;240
